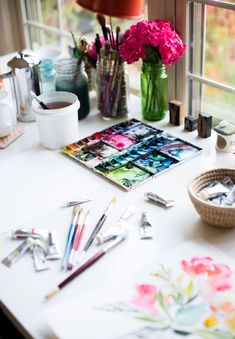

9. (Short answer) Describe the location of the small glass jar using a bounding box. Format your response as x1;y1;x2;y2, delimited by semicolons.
38;59;55;94
55;58;90;120
96;59;129;120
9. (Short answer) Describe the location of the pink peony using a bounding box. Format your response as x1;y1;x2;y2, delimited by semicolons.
182;256;233;293
131;284;158;313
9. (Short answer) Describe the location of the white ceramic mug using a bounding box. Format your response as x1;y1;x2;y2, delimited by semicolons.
0;90;16;138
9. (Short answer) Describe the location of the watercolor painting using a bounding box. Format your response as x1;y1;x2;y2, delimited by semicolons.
160;141;200;161
45;239;235;339
62;119;201;190
123;123;162;140
86;141;118;158
102;133;136;149
106;163;151;189
112;118;141;132
133;151;178;174
101;257;235;338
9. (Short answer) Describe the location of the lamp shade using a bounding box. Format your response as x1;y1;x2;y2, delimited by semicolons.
76;0;144;19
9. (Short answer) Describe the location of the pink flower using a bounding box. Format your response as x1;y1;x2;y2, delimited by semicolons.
131;284;158;313
181;257;220;276
119;18;186;65
182;257;233;293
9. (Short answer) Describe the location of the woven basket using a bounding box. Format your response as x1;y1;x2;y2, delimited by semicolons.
188;168;235;227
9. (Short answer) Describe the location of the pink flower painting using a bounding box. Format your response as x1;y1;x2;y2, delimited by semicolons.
131;284;158;313
181;256;233;293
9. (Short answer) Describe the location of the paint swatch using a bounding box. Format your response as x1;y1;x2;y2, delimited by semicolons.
62;119;202;190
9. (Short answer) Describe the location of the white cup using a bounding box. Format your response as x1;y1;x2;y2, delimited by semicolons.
32;91;80;150
0;90;16;138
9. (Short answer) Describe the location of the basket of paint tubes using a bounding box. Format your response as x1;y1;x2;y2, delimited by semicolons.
188;168;235;227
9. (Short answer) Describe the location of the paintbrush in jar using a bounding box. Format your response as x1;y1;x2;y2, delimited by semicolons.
96;13;108;41
116;26;121;50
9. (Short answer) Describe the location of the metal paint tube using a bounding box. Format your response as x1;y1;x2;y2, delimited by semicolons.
46;231;61;260
145;191;175;208
95;204;138;245
139;212;154;239
2;238;34;267
32;239;50;271
12;228;49;240
62;196;91;207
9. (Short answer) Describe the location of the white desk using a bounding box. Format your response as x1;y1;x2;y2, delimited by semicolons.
0;93;235;339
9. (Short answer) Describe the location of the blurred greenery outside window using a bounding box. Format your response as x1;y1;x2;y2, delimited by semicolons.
21;0;147;94
188;0;235;124
21;0;235;123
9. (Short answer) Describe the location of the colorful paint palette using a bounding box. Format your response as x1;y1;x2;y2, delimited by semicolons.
62;119;202;190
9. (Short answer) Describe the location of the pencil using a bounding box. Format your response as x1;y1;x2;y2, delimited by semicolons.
45;234;126;300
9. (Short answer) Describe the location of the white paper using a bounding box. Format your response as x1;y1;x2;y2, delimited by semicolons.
45;238;235;339
0;149;100;230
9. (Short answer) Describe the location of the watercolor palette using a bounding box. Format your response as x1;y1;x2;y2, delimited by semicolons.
62;119;202;190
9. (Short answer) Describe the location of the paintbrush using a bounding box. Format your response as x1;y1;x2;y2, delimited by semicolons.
116;26;121;50
30;91;49;110
109;17;115;50
95;33;102;56
96;13;108;41
45;234;126;300
78;197;117;262
61;204;80;270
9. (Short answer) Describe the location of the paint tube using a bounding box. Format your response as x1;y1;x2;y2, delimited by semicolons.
2;238;34;267
199;177;234;202
62;196;91;207
12;228;49;240
145;191;175;208
31;239;50;271
46;231;61;260
95;204;138;245
139;212;154;239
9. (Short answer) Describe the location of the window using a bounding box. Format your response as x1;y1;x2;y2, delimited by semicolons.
187;0;235;124
21;0;235;121
20;0;148;92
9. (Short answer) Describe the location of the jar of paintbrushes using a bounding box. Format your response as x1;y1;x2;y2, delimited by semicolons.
95;14;129;120
96;49;129;120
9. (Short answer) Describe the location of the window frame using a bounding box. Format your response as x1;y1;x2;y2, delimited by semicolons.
150;0;235;119
20;0;235;119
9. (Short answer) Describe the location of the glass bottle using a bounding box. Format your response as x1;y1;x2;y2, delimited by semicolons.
141;61;168;121
55;58;90;120
96;59;129;120
38;59;55;94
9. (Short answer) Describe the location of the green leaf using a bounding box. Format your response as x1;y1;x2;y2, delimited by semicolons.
185;280;193;301
156;291;171;320
134;315;167;324
197;329;235;339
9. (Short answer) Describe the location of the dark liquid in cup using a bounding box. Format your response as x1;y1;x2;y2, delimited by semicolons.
46;101;71;109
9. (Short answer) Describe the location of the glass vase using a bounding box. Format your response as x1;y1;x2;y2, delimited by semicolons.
96;59;129;120
141;61;168;121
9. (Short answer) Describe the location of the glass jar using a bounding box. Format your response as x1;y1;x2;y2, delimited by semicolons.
141;61;168;121
38;59;55;94
96;59;129;120
55;58;90;120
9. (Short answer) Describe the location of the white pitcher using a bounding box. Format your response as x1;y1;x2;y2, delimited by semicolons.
0;90;16;138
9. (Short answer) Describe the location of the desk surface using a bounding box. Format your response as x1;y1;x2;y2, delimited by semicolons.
0;93;235;339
